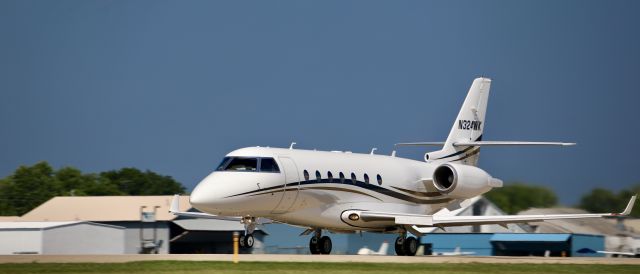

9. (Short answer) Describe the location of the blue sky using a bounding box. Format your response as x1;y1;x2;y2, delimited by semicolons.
1;0;638;205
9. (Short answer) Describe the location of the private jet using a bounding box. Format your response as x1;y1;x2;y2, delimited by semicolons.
171;77;636;256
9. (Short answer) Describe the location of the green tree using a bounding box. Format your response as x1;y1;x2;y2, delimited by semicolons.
0;178;14;215
484;183;558;214
579;185;640;217
55;167;123;196
0;162;61;215
0;162;186;216
99;168;185;195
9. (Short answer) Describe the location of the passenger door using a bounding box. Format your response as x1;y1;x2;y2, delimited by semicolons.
271;157;300;214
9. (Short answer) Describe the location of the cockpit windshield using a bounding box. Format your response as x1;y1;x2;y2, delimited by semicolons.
216;157;280;173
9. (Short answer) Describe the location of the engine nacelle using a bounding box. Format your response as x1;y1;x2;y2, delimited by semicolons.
432;163;503;199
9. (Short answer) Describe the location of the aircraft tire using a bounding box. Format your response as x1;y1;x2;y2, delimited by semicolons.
243;234;254;248
309;237;320;254
403;236;418;256
319;236;332;254
394;237;405;256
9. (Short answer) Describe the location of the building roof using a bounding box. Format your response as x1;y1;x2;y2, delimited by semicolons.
621;218;640;235
518;207;636;237
0;216;21;222
20;196;191;222
0;221;123;230
0;221;83;229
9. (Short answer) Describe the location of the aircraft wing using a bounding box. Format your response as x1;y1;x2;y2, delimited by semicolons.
356;195;636;235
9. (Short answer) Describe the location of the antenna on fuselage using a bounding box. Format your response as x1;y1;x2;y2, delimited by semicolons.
370;148;377;155
289;142;296;149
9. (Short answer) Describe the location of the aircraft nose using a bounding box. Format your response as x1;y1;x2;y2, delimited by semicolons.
189;173;243;214
189;176;219;209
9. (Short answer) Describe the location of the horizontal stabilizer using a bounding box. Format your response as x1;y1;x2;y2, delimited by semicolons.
452;141;576;147
395;141;575;147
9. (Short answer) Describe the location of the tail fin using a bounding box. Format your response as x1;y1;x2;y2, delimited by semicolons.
425;77;491;166
378;241;389;255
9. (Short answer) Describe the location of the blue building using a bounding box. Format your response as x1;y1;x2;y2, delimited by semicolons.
421;233;605;257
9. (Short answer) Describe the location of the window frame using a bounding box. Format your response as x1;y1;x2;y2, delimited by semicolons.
216;157;280;173
350;173;357;184
258;157;280;173
364;173;370;184
377;174;383;185
339;172;345;183
315;170;321;183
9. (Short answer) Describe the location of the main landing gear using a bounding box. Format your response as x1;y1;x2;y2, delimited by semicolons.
395;232;418;256
239;217;256;248
309;229;332;254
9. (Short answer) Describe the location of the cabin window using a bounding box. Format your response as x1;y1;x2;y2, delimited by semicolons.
259;158;280;172
364;173;370;184
315;170;321;182
327;171;333;183
223;157;258;171
339;172;345;183
303;170;309;181
350;173;357;184
377;174;382;185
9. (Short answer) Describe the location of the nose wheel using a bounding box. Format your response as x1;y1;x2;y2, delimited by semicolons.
395;235;418;256
239;234;255;248
309;229;332;254
239;216;256;249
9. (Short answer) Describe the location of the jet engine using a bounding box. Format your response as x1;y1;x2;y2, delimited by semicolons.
432;163;503;199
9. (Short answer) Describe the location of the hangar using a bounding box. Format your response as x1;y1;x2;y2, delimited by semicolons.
0;221;124;254
18;196;265;254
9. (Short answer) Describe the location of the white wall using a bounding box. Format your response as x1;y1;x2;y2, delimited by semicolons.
42;223;124;254
0;229;42;254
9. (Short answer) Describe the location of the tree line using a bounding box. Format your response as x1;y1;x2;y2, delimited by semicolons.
484;182;640;217
0;161;186;216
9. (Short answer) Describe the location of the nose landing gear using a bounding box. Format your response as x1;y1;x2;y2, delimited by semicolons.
395;232;418;256
240;217;256;248
309;229;332;254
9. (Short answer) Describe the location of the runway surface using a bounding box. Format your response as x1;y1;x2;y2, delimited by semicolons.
0;254;638;265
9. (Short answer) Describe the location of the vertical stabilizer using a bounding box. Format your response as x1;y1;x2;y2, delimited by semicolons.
425;77;491;166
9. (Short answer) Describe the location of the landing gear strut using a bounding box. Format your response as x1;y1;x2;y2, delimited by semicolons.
240;217;256;248
395;231;418;256
309;229;332;254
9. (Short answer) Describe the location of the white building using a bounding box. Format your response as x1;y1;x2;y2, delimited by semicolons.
0;221;124;254
16;195;265;254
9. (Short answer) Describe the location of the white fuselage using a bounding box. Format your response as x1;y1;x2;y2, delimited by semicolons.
189;146;485;232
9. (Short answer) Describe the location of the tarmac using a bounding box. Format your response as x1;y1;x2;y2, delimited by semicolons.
0;254;638;265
